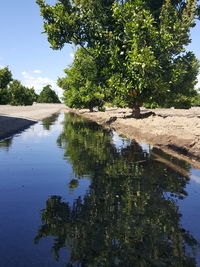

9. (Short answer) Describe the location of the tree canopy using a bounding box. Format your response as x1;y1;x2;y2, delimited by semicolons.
0;67;13;104
0;67;38;105
0;67;12;89
37;0;200;116
8;80;38;106
38;84;61;103
58;48;106;111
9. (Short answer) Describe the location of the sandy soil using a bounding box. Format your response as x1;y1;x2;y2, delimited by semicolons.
0;103;66;140
70;107;200;168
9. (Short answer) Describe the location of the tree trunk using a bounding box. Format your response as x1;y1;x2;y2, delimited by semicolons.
132;106;140;118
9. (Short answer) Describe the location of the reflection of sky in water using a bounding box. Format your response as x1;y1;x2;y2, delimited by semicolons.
179;168;200;235
190;169;200;184
179;168;200;265
0;113;91;266
112;131;152;154
112;131;131;150
21;114;64;141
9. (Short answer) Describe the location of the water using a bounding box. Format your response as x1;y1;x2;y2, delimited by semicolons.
0;112;200;266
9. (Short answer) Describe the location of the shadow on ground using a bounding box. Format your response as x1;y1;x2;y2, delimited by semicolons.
0;115;36;141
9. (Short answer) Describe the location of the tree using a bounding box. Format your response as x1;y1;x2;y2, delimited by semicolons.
8;80;38;106
58;48;106;111
37;0;200;117
0;67;12;104
192;93;200;106
38;85;60;103
108;0;199;115
0;66;12;88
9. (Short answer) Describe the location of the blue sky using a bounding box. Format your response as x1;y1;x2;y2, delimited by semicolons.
0;1;200;97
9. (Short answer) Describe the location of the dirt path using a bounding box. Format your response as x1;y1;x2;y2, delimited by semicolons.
70;107;200;168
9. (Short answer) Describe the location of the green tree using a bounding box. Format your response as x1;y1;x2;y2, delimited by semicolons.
38;84;60;103
58;48;106;111
191;91;200;106
8;80;38;106
0;67;13;104
108;0;199;115
37;0;199;117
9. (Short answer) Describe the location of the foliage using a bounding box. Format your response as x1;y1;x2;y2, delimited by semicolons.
108;1;199;114
35;113;199;266
37;0;200;116
0;88;10;105
0;67;38;105
191;92;200;106
0;67;12;89
38;84;60;103
8;80;38;106
58;48;106;111
0;67;13;104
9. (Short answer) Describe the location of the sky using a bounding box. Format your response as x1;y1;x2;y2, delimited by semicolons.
0;1;200;98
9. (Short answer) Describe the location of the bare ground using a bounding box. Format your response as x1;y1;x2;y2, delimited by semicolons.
69;107;200;168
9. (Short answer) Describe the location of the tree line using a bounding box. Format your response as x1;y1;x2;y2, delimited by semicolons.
0;67;60;105
37;0;200;117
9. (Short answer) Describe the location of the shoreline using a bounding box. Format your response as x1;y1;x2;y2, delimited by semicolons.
68;107;200;169
1;104;200;169
0;103;66;140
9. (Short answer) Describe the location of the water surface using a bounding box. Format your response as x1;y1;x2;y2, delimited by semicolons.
0;112;200;266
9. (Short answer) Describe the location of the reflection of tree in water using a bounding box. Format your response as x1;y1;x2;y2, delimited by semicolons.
41;113;60;131
35;113;199;266
0;137;13;151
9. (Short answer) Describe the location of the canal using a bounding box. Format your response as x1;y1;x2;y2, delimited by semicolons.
0;112;200;266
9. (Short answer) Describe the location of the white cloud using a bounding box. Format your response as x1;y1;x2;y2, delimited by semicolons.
33;69;42;74
70;53;74;58
21;71;63;98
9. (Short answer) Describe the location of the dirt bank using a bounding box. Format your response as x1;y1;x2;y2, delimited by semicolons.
69;107;200;168
0;103;66;140
1;104;200;168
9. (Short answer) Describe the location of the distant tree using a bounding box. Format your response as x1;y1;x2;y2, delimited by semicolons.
29;88;38;103
8;80;38;106
0;67;12;88
58;48;105;112
0;67;13;104
192;92;200;106
38;85;60;103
